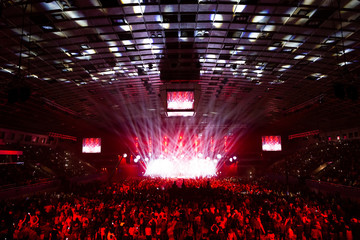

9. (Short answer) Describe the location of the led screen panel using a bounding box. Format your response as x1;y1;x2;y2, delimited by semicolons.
262;136;282;151
82;138;101;153
166;111;195;117
167;91;194;110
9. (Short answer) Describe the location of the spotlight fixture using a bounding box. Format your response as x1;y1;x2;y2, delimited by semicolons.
80;44;90;49
233;14;249;23
111;17;127;25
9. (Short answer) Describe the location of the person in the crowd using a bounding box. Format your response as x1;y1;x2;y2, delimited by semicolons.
0;177;359;240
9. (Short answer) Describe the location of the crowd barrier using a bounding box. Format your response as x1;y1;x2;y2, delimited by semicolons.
0;179;60;199
306;179;360;201
0;173;107;199
67;173;107;185
267;174;360;202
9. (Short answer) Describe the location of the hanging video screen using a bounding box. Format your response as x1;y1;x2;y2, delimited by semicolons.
167;91;194;110
262;136;282;151
82;138;101;153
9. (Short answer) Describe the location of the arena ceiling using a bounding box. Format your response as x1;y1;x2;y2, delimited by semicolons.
0;0;360;136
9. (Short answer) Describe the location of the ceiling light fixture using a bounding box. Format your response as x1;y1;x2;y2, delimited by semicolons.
111;17;127;25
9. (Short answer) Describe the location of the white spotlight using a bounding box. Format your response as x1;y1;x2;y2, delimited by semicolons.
136;155;141;160
134;158;139;163
145;157;149;162
229;158;233;162
123;153;128;158
217;154;222;159
233;156;237;160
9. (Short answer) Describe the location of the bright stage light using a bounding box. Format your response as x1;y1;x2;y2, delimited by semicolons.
144;155;218;178
166;111;195;117
132;130;238;178
123;153;128;158
134;155;140;163
129;114;238;178
233;156;237;160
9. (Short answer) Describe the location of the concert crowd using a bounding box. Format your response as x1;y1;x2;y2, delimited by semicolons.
1;177;359;240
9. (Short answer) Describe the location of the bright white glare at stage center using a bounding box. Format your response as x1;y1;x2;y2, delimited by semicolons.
144;154;218;178
113;84;262;179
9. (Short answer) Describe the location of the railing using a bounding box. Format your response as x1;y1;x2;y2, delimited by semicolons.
267;174;360;201
0;179;61;199
0;173;107;199
0;177;54;190
306;179;360;201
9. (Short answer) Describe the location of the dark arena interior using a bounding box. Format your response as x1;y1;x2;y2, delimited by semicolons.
1;0;360;239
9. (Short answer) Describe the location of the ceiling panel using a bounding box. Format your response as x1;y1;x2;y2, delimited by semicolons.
0;0;359;135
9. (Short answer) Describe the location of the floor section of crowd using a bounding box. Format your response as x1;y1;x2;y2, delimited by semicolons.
1;177;359;240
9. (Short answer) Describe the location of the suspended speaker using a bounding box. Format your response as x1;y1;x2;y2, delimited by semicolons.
333;83;345;99
346;85;358;101
7;86;31;104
